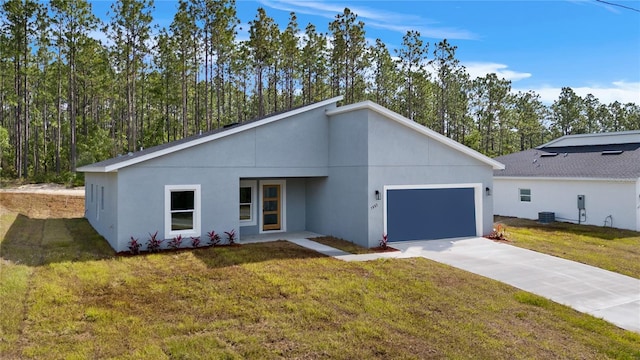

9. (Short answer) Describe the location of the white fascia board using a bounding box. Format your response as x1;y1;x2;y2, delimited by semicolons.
326;101;505;170
494;176;637;183
76;165;111;173
78;96;344;173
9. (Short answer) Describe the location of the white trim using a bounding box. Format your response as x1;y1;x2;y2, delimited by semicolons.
239;180;258;226
495;176;637;183
382;183;483;238
326;101;505;170
77;96;344;173
259;179;287;234
538;130;640;148
164;184;201;239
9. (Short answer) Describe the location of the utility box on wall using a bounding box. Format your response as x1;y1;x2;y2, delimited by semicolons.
577;195;586;210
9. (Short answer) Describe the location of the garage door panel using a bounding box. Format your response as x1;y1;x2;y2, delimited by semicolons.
387;187;476;241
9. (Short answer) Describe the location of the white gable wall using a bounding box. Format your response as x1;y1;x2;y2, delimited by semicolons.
494;177;638;231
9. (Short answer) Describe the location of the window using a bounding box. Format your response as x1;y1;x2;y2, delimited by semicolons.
239;180;257;226
90;184;94;203
101;186;105;210
165;185;201;237
519;188;531;202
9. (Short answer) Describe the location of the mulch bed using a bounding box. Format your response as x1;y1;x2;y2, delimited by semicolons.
116;243;241;256
370;246;399;252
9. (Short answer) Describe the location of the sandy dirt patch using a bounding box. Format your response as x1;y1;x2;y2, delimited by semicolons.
0;183;84;196
0;184;85;218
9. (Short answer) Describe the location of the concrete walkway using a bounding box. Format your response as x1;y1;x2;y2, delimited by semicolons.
387;238;640;333
266;234;639;333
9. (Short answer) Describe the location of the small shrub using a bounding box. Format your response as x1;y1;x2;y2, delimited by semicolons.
487;224;507;241
128;236;141;254
147;231;163;252
379;233;388;249
225;229;236;245
168;234;183;249
207;230;221;246
190;236;201;248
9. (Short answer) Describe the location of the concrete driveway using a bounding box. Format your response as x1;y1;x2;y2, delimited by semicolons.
387;237;640;333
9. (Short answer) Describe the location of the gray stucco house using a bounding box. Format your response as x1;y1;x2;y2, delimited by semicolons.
78;97;504;252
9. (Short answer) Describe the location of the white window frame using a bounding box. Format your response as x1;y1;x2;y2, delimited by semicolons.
239;180;257;226
519;188;531;202
165;184;201;238
259;179;286;234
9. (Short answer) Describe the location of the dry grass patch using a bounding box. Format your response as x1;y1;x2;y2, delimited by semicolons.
495;216;640;278
0;192;84;218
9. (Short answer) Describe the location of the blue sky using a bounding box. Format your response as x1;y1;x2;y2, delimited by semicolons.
91;0;640;104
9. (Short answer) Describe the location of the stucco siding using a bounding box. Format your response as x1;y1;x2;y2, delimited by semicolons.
84;172;118;250
306;168;369;246
366;110;494;247
494;177;638;231
286;178;307;232
115;166;237;252
305;110;369;247
136;106;329;176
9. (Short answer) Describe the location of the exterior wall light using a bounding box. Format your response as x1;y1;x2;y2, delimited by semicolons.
485;187;491;196
375;190;381;200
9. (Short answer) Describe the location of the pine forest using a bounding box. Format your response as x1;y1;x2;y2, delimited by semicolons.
1;0;638;182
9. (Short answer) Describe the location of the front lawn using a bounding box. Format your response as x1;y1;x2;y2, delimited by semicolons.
1;197;639;358
495;216;640;279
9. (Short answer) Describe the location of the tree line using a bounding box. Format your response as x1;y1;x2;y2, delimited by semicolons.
1;0;638;181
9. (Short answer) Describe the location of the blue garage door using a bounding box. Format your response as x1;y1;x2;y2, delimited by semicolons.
386;187;477;241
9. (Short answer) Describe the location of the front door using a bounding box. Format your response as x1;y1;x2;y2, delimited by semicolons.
262;184;281;231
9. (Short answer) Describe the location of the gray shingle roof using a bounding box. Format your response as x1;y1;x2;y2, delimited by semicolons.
494;142;640;179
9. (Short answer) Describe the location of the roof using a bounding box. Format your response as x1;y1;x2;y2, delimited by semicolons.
495;131;640;180
538;130;640;148
77;96;343;172
78;97;504;173
326;101;505;170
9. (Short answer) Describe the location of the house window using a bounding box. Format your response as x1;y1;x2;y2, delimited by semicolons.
519;188;531;202
165;185;201;238
90;184;94;203
101;186;105;210
239;180;257;226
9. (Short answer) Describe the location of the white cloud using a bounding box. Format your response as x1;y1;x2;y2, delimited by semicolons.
463;62;532;82
258;0;477;40
515;81;640;105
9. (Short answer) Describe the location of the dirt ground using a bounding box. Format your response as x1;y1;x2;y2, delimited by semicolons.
0;184;85;218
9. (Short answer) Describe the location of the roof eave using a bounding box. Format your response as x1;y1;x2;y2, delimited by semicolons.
494;175;638;182
326;101;506;170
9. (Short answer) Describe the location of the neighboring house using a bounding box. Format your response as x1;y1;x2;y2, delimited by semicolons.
78;97;504;252
494;131;640;231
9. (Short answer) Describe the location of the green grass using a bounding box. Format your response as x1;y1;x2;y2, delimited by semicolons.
1;210;639;359
495;216;640;279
